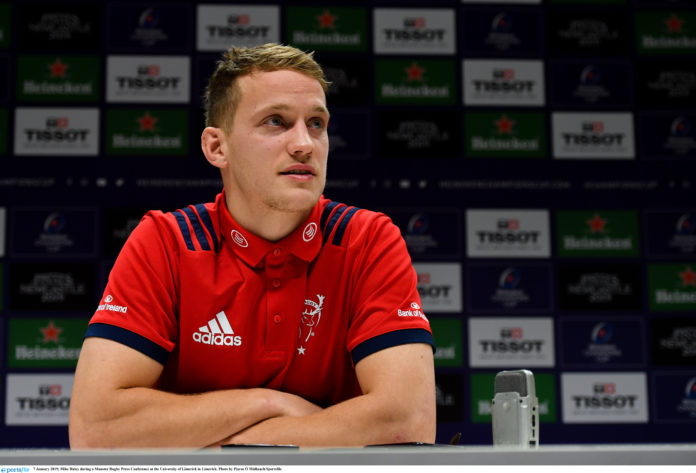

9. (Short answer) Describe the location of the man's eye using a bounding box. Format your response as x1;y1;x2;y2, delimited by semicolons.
309;119;324;129
268;117;283;126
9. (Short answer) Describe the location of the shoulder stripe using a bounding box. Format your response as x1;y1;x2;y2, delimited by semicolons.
85;323;170;365
323;204;348;244
195;203;219;251
173;211;195;251
320;200;341;233
351;329;435;366
332;206;360;246
182;207;211;251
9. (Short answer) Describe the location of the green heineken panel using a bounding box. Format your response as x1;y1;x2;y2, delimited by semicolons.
17;55;100;102
470;372;557;424
465;111;546;158
636;11;696;55
648;263;696;311
8;318;88;368
286;7;367;52
375;59;455;105
106;108;189;156
556;210;640;257
429;318;463;367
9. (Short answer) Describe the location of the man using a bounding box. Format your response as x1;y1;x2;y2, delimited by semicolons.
69;43;436;448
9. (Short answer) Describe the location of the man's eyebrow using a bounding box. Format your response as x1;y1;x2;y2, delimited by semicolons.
263;104;330;116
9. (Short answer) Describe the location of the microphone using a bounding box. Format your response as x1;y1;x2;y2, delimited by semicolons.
492;369;539;448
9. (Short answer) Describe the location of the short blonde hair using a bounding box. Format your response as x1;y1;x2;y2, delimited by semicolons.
204;43;329;131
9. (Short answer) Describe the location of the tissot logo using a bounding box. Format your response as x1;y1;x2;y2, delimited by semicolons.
197;5;279;50
14;108;99;155
373;8;455;55
466;209;550;258
106;56;190;103
413;263;461;313
468;317;554;368
561;373;648;423
5;374;74;425
463;59;544;106
552;112;635;159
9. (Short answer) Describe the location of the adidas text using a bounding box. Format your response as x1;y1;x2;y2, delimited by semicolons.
192;332;242;346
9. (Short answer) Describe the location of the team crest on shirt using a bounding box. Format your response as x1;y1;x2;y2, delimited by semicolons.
297;294;324;355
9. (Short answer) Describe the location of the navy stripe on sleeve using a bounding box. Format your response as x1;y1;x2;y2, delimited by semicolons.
85;323;170;365
195;203;219;250
323;204;347;244
320;200;340;232
351;328;435;365
332;206;360;246
182;207;211;251
173;211;195;251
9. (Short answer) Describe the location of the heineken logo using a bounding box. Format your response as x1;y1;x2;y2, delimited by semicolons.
649;264;696;310
666;14;685;34
466;112;545;157
18;56;99;100
557;211;639;256
137;112;157;132
49;58;68;78
680;267;696;286
106;108;188;155
317;10;336;28
637;11;696;53
8;318;87;368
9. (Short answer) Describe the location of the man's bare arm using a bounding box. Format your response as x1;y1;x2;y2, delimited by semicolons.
69;337;322;449
224;343;436;447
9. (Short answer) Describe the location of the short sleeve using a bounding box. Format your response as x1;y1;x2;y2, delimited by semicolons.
86;212;179;363
345;214;434;364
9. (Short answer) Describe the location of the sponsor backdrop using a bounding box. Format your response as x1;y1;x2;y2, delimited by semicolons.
0;0;694;448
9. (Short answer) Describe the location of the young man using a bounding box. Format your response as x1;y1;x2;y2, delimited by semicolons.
69;43;436;448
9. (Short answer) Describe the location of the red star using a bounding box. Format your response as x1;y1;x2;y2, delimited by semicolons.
40;321;63;343
137;112;158;132
48;58;69;78
587;213;608;233
317;10;336;29
666;14;684;33
679;266;696;287
405;62;424;82
495;115;515;134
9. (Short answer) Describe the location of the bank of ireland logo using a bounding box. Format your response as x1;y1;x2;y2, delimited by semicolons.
298;294;325;355
303;222;317;242
231;230;248;247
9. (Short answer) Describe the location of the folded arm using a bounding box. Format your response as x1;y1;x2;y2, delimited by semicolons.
69;337;322;449
223;342;436;447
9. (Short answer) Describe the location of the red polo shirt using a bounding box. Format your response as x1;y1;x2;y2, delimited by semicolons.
87;192;433;406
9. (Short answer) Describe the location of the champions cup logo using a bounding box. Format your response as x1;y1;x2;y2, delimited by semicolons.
591;322;613;344
686;378;696;399
491;13;513;34
676;213;696;235
671;117;692;138
499;268;521;289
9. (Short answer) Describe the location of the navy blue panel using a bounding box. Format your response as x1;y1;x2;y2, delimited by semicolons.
332;206;360;246
323;204;347;244
195;203;219;250
173;210;195;251
85;323;170;365
351;329;435;365
182;206;211;251
320;200;340;233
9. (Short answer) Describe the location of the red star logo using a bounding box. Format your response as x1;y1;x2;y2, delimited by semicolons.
137;112;158;132
317;10;336;29
679;266;696;287
405;62;424;82
587;213;608;233
495;115;515;134
48;58;69;78
40;321;63;343
666;14;684;33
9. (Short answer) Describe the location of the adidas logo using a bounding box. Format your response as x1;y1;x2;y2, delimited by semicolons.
192;311;242;347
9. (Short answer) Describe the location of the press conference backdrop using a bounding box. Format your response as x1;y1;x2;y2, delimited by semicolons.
0;0;695;449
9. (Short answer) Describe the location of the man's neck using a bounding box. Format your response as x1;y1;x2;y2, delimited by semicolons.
224;194;311;243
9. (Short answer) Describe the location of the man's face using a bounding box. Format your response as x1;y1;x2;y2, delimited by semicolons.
220;69;330;217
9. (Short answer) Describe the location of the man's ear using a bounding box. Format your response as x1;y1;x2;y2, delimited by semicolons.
201;127;228;169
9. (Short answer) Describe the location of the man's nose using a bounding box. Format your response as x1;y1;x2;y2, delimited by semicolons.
288;122;313;158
